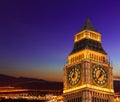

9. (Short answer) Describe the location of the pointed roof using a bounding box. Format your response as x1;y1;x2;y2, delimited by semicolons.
80;18;99;32
70;38;107;55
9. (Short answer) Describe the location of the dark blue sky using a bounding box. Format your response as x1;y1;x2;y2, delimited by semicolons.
0;0;120;81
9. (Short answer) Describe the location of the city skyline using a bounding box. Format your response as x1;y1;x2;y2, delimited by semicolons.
0;0;120;81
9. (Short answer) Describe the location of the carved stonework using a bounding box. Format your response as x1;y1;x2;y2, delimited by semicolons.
63;19;114;102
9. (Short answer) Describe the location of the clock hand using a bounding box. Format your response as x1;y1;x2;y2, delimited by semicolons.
98;71;103;79
72;68;76;78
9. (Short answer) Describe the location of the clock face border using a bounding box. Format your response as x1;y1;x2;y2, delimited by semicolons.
67;64;81;87
92;64;108;86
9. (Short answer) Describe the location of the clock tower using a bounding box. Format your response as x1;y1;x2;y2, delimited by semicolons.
63;19;114;102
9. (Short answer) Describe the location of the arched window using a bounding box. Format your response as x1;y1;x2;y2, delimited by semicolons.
103;57;104;62
96;56;98;61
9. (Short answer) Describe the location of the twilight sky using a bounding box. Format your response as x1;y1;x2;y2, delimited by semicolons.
0;0;120;81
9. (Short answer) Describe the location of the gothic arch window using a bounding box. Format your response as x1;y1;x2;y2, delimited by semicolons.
90;33;92;37
77;34;80;40
72;58;74;63
71;59;72;64
91;54;93;58
75;56;77;62
96;56;98;61
99;56;100;61
90;54;92;59
81;54;84;59
103;57;105;62
101;56;103;62
94;55;96;60
78;55;80;60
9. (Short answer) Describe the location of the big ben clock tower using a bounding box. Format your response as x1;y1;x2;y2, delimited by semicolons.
63;19;114;102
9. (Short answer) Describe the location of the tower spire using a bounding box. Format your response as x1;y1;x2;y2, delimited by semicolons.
80;18;99;32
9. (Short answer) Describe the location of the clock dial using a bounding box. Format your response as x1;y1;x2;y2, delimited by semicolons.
68;65;81;86
92;65;108;86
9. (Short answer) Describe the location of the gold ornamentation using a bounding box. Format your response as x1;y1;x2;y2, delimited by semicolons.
92;64;108;86
68;65;81;86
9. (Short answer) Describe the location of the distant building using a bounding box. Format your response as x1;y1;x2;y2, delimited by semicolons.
114;76;120;102
0;87;62;101
63;19;120;102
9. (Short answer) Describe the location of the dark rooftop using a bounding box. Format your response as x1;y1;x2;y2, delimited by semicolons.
80;18;99;33
70;38;107;55
114;80;120;94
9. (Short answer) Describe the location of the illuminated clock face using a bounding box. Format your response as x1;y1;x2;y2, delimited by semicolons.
68;65;81;86
92;65;108;86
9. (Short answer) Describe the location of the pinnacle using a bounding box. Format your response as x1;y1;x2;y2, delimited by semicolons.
80;18;99;32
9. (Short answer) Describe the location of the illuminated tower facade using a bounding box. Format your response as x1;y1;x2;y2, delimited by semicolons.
63;19;114;102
